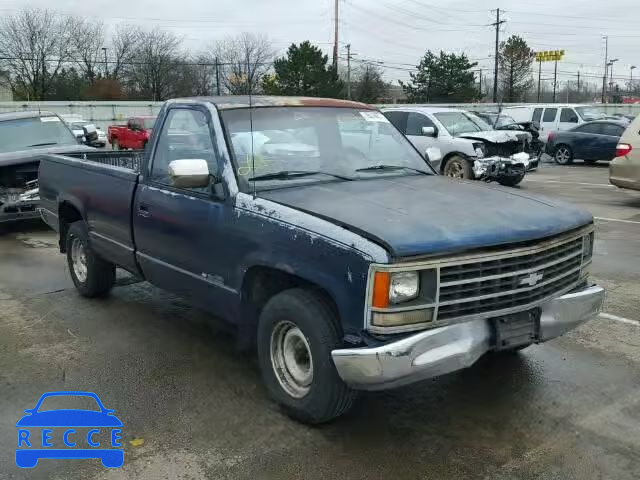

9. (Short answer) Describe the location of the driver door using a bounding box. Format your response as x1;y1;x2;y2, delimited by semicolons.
405;112;440;168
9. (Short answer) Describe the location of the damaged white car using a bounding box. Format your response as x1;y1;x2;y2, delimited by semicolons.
382;106;534;187
0;111;95;227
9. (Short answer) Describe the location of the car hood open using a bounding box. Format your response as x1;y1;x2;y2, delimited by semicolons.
458;130;530;143
259;175;592;258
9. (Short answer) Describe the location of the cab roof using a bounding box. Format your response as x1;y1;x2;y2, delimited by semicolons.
169;96;375;111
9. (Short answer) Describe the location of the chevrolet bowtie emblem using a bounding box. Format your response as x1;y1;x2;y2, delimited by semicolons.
520;272;544;287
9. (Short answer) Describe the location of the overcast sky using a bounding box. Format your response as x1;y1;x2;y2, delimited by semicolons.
3;0;639;89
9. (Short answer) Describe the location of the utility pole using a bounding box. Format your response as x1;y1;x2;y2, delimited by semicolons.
631;66;637;93
537;60;542;102
346;44;352;99
552;58;558;102
609;58;619;93
491;8;505;103
102;47;108;77
601;35;608;103
215;57;221;95
333;0;339;70
577;71;580;93
478;69;482;97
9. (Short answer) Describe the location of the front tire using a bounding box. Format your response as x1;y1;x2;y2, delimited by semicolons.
443;155;473;179
66;221;115;297
257;289;357;424
553;145;573;165
497;172;525;187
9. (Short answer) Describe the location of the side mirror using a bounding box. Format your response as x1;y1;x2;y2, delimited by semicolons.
169;159;211;189
82;124;98;144
422;126;437;137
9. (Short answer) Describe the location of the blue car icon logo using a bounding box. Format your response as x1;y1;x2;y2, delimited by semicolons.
16;391;123;468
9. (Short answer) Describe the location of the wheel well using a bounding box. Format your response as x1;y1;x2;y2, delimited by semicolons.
238;266;339;349
58;202;82;252
441;152;470;173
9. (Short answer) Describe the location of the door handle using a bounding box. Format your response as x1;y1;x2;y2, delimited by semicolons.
137;205;151;218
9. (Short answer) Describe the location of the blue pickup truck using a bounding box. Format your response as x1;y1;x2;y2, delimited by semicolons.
38;96;604;423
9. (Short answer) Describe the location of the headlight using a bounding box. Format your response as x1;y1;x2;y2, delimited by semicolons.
473;142;485;158
389;271;419;304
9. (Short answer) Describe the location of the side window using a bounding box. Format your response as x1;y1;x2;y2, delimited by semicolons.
406;112;436;136
383;111;408;134
601;123;624;136
150;108;217;191
532;108;543;123
560;108;579;123
542;108;558;122
127;119;134;129
575;123;601;134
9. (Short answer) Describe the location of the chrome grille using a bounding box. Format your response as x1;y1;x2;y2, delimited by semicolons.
437;235;584;320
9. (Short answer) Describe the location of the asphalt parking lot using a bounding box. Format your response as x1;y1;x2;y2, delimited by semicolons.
1;163;640;480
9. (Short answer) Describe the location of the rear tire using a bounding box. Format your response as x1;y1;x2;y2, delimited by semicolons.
553;145;573;165
257;288;357;424
443;155;473;179
66;221;115;297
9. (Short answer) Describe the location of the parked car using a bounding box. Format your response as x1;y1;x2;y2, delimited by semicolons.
69;121;107;147
610;114;640;190
382;106;531;186
39;96;604;424
473;112;544;163
107;116;156;150
545;120;626;165
0;111;94;227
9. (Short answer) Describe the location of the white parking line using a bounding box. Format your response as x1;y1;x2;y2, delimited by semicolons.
599;312;640;326
595;217;640;225
526;179;615;187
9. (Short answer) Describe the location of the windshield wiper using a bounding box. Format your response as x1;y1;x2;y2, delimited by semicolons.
27;142;58;147
355;165;431;175
248;170;353;182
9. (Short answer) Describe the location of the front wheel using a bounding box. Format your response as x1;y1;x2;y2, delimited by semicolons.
443;155;472;179
66;221;115;297
257;289;357;424
553;145;573;165
497;172;526;187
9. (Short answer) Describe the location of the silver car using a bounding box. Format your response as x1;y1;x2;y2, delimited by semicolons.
381;106;532;186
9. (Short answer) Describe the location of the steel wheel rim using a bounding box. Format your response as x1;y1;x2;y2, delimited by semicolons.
555;147;570;163
270;320;313;398
70;237;88;283
445;159;464;178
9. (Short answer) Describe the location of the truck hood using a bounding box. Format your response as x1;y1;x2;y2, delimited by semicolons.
259;175;592;258
458;130;530;143
0;144;94;167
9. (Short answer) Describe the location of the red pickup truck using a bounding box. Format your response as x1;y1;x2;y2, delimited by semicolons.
107;116;156;150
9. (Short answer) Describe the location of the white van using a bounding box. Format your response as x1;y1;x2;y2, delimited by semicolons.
504;104;611;142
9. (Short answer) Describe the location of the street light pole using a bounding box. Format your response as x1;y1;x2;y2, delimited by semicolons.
102;47;108;77
631;66;637;93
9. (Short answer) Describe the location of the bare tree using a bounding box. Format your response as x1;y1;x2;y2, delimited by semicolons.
110;24;141;81
213;32;274;94
73;19;106;84
125;30;182;100
0;8;77;100
353;63;387;103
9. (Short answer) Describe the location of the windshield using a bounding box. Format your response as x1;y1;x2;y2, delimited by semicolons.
434;112;486;135
222;106;432;191
0;116;78;152
466;113;493;131
576;106;607;121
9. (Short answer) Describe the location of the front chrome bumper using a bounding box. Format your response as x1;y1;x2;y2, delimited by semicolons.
332;284;604;391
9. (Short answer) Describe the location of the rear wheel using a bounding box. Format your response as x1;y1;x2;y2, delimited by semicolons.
66;221;115;297
257;288;357;424
443;155;472;179
553;145;573;165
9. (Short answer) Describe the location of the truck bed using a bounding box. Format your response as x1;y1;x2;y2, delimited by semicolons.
38;150;145;274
